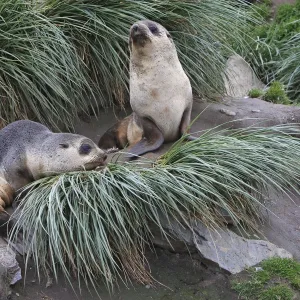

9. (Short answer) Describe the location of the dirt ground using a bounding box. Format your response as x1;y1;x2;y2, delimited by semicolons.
11;249;238;300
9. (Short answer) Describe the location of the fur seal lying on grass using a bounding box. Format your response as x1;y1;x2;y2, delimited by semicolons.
0;120;107;212
98;20;194;158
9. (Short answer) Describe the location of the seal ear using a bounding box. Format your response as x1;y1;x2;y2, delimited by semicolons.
59;143;69;149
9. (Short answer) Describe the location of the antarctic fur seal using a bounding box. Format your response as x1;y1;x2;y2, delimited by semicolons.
98;20;194;158
0;120;107;212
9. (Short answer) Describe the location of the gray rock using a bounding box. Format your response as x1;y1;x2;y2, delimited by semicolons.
219;108;237;116
0;264;11;300
191;221;292;274
224;54;265;98
190;97;300;134
152;215;292;274
0;238;21;286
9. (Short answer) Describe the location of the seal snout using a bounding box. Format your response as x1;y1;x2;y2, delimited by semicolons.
130;23;145;39
132;24;139;33
130;22;150;44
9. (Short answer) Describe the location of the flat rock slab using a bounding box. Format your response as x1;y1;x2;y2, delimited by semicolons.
155;215;292;274
190;97;300;134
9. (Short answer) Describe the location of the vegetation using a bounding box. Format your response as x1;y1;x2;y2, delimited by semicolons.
243;0;300;102
9;124;300;293
0;0;261;129
248;81;290;104
232;257;300;299
248;88;264;98
263;81;290;104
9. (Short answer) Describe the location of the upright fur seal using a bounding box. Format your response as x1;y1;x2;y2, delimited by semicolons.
0;120;107;212
98;20;194;158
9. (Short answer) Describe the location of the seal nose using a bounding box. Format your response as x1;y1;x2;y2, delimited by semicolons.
132;24;139;32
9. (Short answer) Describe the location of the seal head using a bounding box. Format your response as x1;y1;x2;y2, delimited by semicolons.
129;20;172;53
34;133;107;178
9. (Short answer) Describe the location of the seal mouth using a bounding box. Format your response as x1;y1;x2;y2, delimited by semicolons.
83;155;108;170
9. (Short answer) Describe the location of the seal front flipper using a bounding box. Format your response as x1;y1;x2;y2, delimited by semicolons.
126;117;164;159
0;178;14;212
98;115;132;150
179;105;198;141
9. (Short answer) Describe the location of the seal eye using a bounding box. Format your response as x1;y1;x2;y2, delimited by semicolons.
79;143;92;155
59;143;69;149
148;24;158;34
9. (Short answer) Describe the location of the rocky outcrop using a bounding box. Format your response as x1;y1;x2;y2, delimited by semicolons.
0;238;21;300
191;97;300;134
224;54;265;98
151;215;292;274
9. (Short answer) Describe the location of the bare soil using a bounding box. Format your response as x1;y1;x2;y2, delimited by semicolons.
11;249;238;300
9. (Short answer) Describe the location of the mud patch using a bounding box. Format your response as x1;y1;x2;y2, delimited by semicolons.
10;248;239;300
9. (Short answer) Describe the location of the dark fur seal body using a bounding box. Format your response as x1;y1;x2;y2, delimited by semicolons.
98;20;194;158
0;120;107;212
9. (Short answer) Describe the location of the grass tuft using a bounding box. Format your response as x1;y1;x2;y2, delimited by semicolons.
263;81;290;104
9;124;300;293
248;88;264;98
0;0;94;130
0;0;261;128
232;257;300;299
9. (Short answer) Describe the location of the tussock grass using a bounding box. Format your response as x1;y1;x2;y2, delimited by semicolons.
275;33;300;101
0;0;93;129
9;124;300;293
232;257;300;299
0;0;260;128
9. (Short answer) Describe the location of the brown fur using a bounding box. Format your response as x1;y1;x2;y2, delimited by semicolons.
98;116;132;150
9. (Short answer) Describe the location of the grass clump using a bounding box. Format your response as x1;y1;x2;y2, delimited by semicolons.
252;0;272;20
241;0;300;102
263;81;290;104
0;0;93;130
0;0;261;129
260;285;294;300
275;32;300;101
232;257;300;299
248;88;264;98
262;258;300;289
8;124;300;294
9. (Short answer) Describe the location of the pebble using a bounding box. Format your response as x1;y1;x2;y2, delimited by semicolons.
145;285;151;289
16;293;20;297
251;109;261;113
255;267;263;272
220;109;236;116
